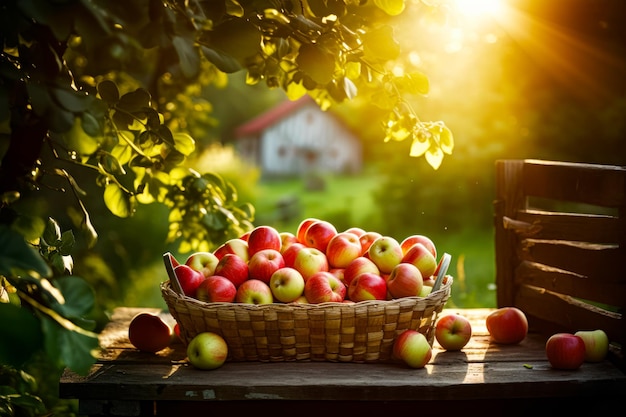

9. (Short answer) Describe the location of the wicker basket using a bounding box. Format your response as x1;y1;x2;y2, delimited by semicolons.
161;275;452;363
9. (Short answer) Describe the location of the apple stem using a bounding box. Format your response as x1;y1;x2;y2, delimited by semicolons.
163;252;184;295
432;253;451;292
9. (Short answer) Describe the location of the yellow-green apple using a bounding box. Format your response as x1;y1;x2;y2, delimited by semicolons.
393;329;432;369
269;267;305;303
386;263;423;299
368;236;403;274
344;226;366;237
173;264;205;296
128;312;173;353
401;243;437;278
435;314;472;351
348;272;387;301
303;220;338;253
247;225;282;256
304;271;346;303
293;246;329;280
296;217;320;244
326;231;363;268
343;256;379;286
574;329;609;362
359;231;382;255
282;242;306;268
400;234;437;258
486;307;528;344
185;251;220;278
248;248;285;284
186;332;228;370
422;276;436;287
291;294;309;304
214;253;249;288
279;232;298;253
235;279;274;304
195;275;237;303
418;286;432;297
214;238;249;262
545;333;586;370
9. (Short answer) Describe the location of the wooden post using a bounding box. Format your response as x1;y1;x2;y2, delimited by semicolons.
494;160;525;307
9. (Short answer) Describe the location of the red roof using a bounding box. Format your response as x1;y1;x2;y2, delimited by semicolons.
233;95;317;137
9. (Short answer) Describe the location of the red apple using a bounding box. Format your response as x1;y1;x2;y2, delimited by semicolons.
359;231;382;255
344;226;366;237
486;307;528;344
401;242;437;278
213;238;249;262
435;314;472;351
303;220;338;253
296;217;320;244
329;267;345;284
545;333;586;370
214;253;249;288
173;264;205;297
128;312;173;353
235;279;274;304
368;236;403;274
343;256;379;286
348;272;387;302
195;275;237;303
269;267;305;303
393;329;432;369
292;246;329;280
185;251;220;278
400;234;437;258
239;230;251;241
386;262;423;299
282;242;306;268
304;271;346;303
279;231;298;254
247;225;282;256
326;231;363;268
247;248;285;284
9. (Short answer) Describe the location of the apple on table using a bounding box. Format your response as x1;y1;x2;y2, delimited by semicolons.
574;329;609;362
545;333;586;370
187;332;229;370
128;312;173;353
485;307;528;344
435;313;472;351
393;329;432;369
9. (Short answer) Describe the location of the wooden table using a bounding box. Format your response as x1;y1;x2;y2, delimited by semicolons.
60;308;626;416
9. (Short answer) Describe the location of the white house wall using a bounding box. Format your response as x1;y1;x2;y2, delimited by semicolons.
259;104;362;176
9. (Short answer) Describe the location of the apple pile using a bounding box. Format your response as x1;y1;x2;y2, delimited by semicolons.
166;218;451;305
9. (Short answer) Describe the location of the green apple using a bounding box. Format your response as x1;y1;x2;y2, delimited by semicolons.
368;236;403;274
269;267;305;303
187;332;228;370
574;329;609;362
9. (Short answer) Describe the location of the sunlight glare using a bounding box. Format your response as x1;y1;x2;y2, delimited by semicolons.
452;0;504;19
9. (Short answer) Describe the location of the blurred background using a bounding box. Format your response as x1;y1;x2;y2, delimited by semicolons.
71;0;626;311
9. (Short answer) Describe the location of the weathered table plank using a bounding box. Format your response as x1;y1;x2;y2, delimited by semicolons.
60;307;626;416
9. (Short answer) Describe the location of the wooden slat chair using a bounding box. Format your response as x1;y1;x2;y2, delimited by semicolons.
494;159;626;370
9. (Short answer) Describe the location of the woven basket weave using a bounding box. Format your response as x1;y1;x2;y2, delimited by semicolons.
161;276;452;363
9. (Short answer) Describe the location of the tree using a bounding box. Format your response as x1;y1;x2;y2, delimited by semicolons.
0;1;452;414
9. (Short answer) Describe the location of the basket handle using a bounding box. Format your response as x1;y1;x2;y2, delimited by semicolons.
432;252;451;292
163;252;184;295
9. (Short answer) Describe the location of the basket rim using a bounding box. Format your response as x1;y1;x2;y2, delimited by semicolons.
160;275;452;312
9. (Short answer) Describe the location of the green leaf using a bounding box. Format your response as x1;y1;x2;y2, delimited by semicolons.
52;276;95;318
201;46;242;73
296;44;335;85
374;0;406;16
225;0;244;17
172;36;200;79
402;72;430;95
0;303;44;367
362;25;400;62
173;132;195;156
42;217;61;246
97;80;119;104
0;226;51;277
104;183;133;218
51;87;91;113
118;89;151;112
42;317;98;376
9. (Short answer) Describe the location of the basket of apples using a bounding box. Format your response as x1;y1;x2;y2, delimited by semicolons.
160;218;453;363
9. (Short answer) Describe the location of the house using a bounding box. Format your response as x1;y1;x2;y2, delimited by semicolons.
233;95;362;177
